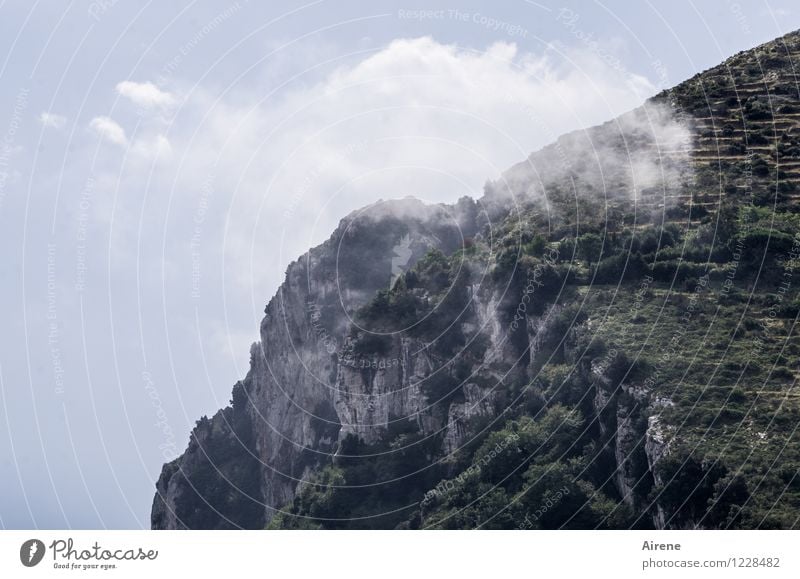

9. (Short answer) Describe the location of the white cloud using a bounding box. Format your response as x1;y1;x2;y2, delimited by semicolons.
88;116;128;146
88;37;661;327
39;111;66;129
164;37;656;290
115;80;175;108
132;134;172;160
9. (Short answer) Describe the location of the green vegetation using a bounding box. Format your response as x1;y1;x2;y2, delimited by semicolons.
269;429;443;530
172;382;265;530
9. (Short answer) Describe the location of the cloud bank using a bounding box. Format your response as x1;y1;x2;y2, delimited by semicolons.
157;37;659;291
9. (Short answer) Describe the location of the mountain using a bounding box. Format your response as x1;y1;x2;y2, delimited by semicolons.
152;30;800;530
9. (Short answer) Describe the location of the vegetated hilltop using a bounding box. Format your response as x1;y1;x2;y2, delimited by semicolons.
153;30;800;530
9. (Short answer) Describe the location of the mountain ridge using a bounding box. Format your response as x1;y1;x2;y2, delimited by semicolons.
152;29;800;530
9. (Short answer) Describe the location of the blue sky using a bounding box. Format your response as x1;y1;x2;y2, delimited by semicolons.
1;0;798;529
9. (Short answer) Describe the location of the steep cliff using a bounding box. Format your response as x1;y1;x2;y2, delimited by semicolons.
153;197;481;528
153;30;800;529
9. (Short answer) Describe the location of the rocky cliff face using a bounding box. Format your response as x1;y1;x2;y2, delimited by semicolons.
152;197;483;528
152;205;675;528
153;30;800;529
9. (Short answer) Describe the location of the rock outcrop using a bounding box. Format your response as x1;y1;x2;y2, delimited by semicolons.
152;197;483;528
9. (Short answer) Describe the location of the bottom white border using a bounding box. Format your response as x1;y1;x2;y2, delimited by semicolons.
1;530;798;578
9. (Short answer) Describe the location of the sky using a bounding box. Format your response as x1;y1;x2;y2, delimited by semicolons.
0;0;798;529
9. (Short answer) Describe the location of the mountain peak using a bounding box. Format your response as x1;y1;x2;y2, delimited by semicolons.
153;30;800;530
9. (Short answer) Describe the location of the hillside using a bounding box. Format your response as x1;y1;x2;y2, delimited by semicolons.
152;30;800;530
